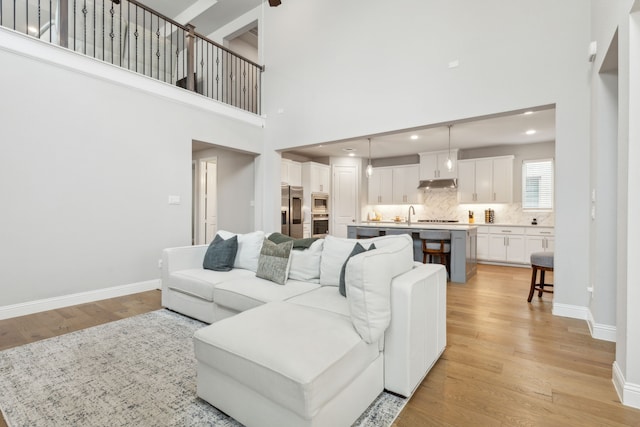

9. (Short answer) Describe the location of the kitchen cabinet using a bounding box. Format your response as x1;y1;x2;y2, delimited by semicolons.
281;159;302;186
457;156;514;203
368;167;393;204
419;150;459;180
302;162;330;193
476;226;490;260
487;226;526;264
392;165;421;204
525;227;555;262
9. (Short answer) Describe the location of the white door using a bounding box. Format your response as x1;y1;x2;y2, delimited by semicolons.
332;164;358;238
198;159;217;244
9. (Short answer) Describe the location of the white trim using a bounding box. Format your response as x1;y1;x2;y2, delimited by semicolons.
0;280;160;320
0;27;265;130
587;309;617;342
552;303;589;320
613;361;640;409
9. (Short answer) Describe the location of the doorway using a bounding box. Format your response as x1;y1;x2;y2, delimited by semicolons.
193;156;218;245
332;164;358;238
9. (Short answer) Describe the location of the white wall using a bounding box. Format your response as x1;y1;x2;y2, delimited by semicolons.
0;29;262;308
260;0;592;317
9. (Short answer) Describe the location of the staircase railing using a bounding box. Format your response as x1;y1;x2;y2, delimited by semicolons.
0;0;263;114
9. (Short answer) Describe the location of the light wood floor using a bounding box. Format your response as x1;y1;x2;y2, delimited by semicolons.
1;267;639;426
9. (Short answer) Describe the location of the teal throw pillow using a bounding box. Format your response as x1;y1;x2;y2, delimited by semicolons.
339;242;376;297
203;234;238;272
256;238;294;285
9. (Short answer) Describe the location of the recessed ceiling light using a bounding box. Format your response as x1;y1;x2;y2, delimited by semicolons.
317;145;323;148
410;135;419;140
526;129;536;135
348;153;355;157
524;111;533;115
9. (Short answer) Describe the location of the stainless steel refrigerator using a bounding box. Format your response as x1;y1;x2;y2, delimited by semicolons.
281;185;303;238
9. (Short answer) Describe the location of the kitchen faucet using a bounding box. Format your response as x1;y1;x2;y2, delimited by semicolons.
408;205;416;226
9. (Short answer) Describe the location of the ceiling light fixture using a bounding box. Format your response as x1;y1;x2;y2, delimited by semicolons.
349;153;355;157
446;125;453;171
524;111;533;115
526;129;537;135
410;135;419;140
366;138;374;178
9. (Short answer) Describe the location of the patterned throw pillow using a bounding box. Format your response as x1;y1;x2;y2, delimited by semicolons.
203;234;238;272
256;238;294;285
339;242;377;297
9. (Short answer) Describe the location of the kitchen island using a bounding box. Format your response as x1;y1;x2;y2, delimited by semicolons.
347;222;477;283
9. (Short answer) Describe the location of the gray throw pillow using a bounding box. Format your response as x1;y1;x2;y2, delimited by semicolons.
256;238;294;285
339;242;376;297
203;234;238;272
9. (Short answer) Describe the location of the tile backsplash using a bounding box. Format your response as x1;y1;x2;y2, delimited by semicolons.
364;188;554;226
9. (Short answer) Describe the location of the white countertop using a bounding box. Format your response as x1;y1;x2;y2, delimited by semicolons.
353;222;477;231
359;221;554;229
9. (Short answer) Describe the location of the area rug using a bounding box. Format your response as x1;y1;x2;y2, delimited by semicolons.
0;309;407;426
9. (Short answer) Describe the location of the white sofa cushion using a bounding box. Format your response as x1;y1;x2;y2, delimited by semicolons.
320;236;375;286
288;239;323;283
193;301;380;419
286;286;350;318
217;230;265;272
346;236;415;343
167;268;255;302
212;277;320;312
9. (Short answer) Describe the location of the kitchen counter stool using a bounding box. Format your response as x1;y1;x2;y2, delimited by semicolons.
420;230;451;275
356;227;381;239
528;252;554;302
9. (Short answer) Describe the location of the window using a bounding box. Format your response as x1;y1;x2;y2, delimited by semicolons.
522;159;554;210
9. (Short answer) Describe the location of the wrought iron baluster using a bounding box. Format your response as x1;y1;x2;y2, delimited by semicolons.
134;5;138;72
101;0;104;60
109;1;114;63
25;0;27;34
13;0;15;30
118;0;121;66
163;19;167;82
142;9;145;75
73;0;76;50
127;1;130;70
38;0;41;39
92;0;95;57
49;0;52;42
155;16;159;79
82;0;86;54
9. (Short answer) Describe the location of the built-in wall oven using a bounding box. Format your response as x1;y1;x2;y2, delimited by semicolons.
311;214;329;238
311;192;329;214
310;192;329;237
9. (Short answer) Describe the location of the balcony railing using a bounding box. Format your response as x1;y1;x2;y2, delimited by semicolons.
0;0;263;114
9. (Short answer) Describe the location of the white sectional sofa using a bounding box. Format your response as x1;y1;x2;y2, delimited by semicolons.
161;231;447;427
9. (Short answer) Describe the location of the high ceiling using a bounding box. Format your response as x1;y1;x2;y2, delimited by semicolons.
139;1;556;161
285;106;556;160
142;0;263;37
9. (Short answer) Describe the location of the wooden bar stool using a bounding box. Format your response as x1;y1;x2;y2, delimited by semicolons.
528;251;554;302
356;228;380;239
419;230;451;275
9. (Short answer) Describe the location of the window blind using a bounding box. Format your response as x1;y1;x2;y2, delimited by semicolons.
522;159;554;210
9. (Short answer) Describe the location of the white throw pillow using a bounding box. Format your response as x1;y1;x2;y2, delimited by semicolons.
320;235;374;286
217;230;265;272
288;239;324;283
345;237;414;343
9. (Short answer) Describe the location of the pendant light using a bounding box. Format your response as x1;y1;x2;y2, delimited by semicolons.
446;125;453;171
366;138;373;178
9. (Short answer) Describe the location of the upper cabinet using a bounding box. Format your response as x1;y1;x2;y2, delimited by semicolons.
392;165;421;204
368;165;420;205
302;162;330;194
457;156;514;203
368;168;394;204
419;150;459;180
281;159;302;186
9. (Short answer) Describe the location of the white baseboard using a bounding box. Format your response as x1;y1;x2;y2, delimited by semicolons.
552;303;589;320
613;361;640;409
587;310;617;342
0;280;161;320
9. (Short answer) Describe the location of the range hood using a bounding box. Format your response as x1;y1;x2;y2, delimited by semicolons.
417;179;457;189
